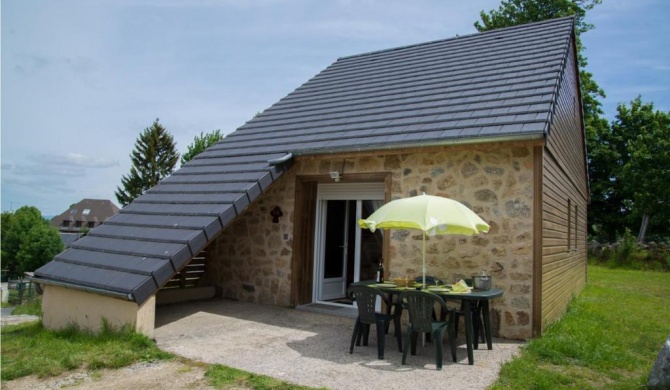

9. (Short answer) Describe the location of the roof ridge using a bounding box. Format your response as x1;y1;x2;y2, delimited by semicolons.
337;16;574;62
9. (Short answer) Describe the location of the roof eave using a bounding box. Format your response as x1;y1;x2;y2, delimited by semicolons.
29;276;135;301
291;132;546;157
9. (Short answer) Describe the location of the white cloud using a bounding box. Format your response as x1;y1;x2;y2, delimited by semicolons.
32;153;120;169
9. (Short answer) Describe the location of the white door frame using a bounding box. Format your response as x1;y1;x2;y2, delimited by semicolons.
312;183;385;304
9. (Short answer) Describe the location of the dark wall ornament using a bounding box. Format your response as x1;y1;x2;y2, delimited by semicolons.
270;206;283;223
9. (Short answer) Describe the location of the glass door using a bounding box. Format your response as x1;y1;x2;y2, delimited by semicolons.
318;200;350;301
313;183;384;305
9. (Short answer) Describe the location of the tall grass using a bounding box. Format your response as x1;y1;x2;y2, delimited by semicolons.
9;297;42;316
491;266;670;389
1;321;173;381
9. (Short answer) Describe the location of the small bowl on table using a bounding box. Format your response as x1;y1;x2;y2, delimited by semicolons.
392;277;415;288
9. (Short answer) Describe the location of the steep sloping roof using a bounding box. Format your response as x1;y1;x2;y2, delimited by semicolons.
34;17;576;304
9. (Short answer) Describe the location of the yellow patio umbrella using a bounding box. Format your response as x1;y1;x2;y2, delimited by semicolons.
358;193;490;288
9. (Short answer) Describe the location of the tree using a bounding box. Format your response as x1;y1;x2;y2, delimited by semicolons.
115;119;180;206
1;211;13;244
1;206;64;277
611;97;670;242
180;129;224;165
475;0;599;35
15;224;64;275
1;211;14;273
585;115;623;241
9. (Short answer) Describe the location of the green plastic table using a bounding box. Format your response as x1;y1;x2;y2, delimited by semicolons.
352;281;503;365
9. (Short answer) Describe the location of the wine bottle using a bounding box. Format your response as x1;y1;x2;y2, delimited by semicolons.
376;258;384;283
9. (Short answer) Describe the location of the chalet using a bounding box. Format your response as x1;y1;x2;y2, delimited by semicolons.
50;199;120;233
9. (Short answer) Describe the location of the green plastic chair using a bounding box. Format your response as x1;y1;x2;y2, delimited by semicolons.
399;290;457;370
348;285;403;359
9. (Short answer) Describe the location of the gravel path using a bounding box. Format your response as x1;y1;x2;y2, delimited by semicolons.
154;299;523;390
3;361;213;390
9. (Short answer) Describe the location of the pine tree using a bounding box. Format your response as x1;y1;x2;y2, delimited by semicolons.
115;119;179;206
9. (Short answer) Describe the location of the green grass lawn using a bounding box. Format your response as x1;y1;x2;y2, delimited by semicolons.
2;281;40;308
491;265;670;389
0;322;174;382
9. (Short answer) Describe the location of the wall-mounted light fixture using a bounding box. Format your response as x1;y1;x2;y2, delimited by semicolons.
329;160;346;182
270;206;283;223
329;171;341;182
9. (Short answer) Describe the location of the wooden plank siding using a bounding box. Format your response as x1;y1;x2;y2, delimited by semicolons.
540;33;589;332
160;251;208;290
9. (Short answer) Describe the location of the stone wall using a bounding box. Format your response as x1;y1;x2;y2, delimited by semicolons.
208;143;535;339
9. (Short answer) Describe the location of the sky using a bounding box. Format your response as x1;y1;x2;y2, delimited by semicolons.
2;0;669;217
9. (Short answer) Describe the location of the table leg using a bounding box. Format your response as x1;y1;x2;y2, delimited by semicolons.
473;301;481;350
384;292;399;334
482;300;493;350
463;300;474;365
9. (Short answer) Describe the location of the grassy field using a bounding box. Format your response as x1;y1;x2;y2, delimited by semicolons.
491;265;670;389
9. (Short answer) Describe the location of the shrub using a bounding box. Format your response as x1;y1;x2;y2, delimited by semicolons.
588;230;670;272
615;228;637;267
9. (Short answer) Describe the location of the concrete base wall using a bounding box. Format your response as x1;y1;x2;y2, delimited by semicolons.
41;285;155;338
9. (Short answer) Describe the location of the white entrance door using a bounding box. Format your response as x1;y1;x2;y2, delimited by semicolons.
313;183;385;303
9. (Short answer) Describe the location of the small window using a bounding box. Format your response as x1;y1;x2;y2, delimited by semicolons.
82;209;91;216
62;220;70;227
75;221;82;228
87;221;95;228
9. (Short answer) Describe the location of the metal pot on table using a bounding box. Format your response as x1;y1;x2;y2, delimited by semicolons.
471;272;492;290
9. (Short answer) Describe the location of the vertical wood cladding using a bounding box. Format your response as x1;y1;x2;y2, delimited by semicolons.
541;35;589;329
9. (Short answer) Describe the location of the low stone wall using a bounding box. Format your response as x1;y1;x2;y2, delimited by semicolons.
208;144;535;339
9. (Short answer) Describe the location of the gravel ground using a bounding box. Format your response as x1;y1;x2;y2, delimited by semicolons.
154;299;523;390
1;313;40;327
3;361;213;390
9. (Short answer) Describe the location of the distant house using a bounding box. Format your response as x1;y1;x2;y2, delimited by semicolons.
58;233;83;249
34;17;588;340
50;199;120;233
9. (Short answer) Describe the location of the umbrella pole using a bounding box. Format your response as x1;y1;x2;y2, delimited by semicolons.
422;233;426;289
